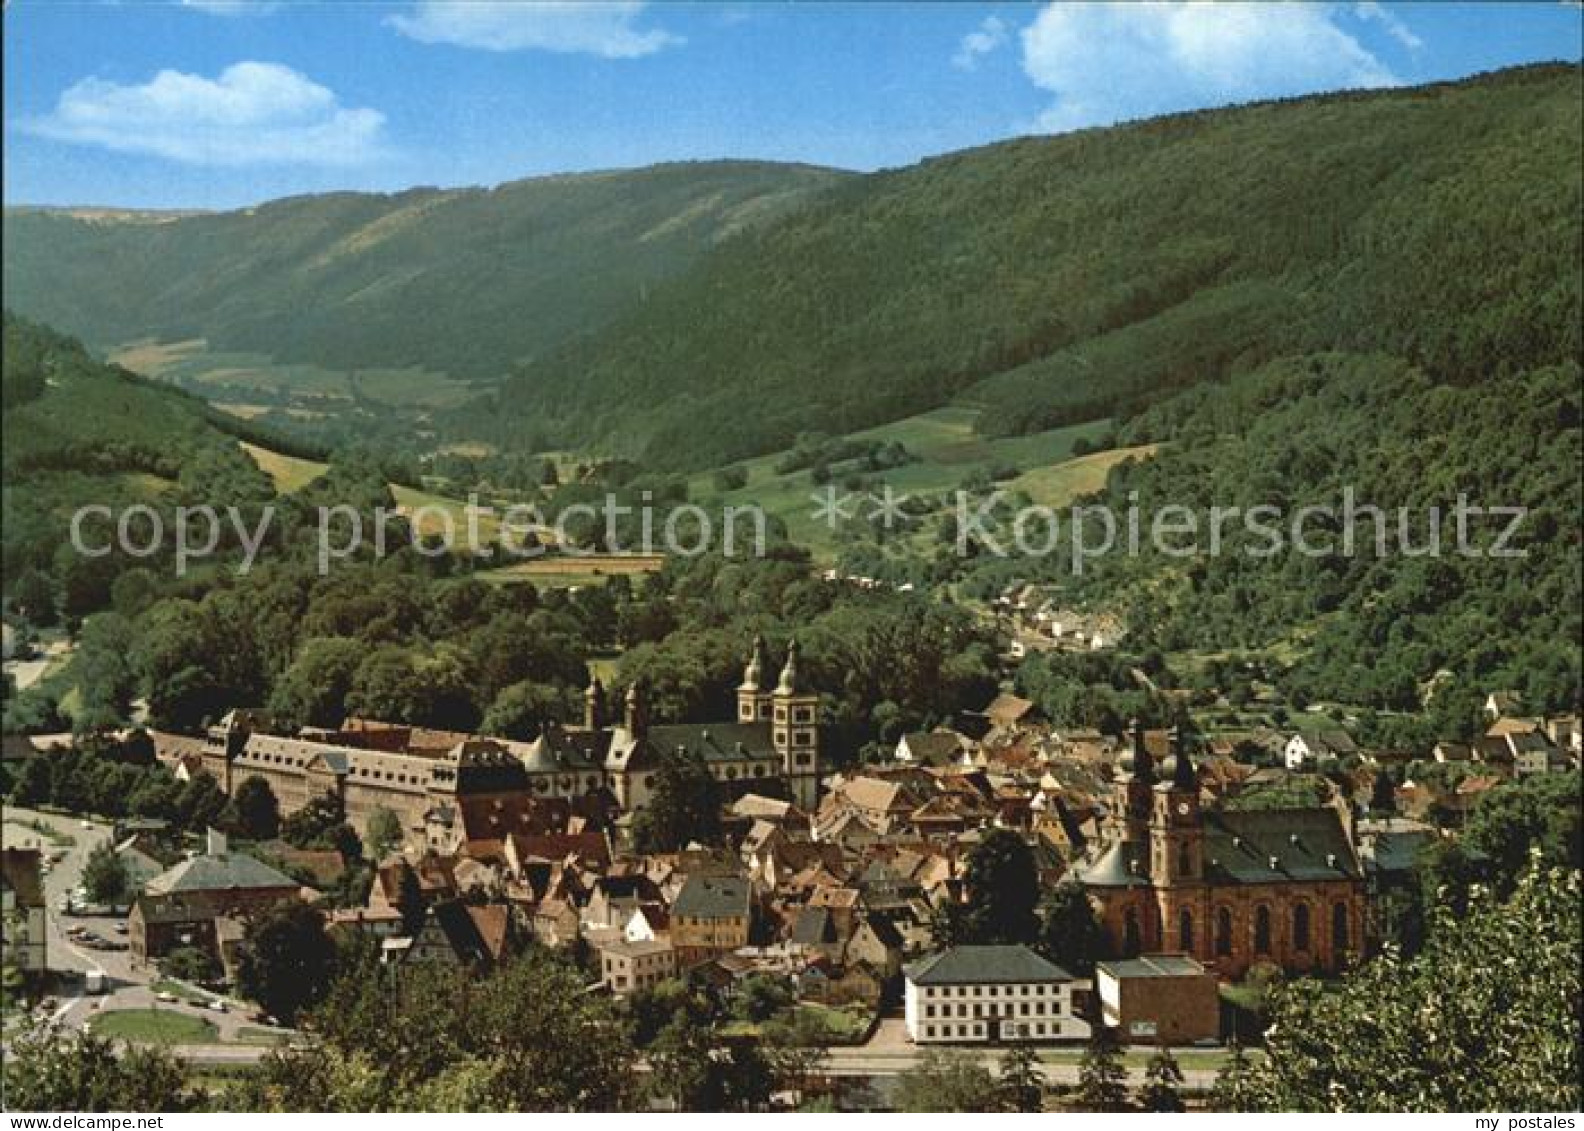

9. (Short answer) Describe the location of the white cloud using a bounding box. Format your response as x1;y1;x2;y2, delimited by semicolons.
179;1;280;14
1353;1;1424;52
25;62;387;167
1020;2;1399;133
953;16;1009;71
388;1;681;58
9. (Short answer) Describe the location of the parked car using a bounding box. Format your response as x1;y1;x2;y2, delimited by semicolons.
155;991;177;1003
207;1000;228;1013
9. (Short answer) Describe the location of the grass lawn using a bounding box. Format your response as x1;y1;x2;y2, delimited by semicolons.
233;1026;291;1046
795;1001;873;1043
89;1008;218;1046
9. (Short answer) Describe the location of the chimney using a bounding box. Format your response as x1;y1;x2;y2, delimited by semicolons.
206;828;228;857
584;676;606;731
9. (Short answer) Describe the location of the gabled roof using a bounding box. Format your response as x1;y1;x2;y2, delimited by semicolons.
837;776;912;813
649;722;778;764
982;693;1036;726
732;793;796;821
1204;808;1362;883
1291;729;1358;756
144;848;300;896
425;899;494;966
906;944;1074;986
672;873;752;920
899;729;968;765
790;905;840;946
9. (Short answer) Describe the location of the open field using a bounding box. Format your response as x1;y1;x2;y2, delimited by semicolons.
687;407;1139;558
478;553;665;588
109;337;476;410
239;442;328;492
236;447;510;549
391;484;504;542
1005;443;1160;507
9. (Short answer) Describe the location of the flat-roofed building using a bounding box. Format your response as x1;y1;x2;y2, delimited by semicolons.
599;938;677;995
1095;954;1220;1045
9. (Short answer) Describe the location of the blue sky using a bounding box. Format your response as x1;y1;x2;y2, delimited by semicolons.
5;2;1580;209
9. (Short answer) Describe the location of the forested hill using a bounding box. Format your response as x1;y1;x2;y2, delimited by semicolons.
1;314;277;620
1;161;846;379
483;63;1581;468
5;66;1578;472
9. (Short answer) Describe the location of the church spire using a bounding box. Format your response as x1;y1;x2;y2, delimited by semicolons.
1131;717;1155;784
738;634;767;692
775;638;806;697
1171;725;1196;791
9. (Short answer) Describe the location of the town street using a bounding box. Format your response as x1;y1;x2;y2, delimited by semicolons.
825;1019;1225;1088
3;805;283;1059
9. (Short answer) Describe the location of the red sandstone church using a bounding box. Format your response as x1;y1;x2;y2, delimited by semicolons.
1071;723;1367;978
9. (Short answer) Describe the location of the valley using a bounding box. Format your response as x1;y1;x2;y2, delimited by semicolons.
2;47;1580;1117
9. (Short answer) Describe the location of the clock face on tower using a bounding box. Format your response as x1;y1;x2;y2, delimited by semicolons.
1176;801;1191;816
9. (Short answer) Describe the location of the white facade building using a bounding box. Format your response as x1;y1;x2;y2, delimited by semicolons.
903;944;1091;1044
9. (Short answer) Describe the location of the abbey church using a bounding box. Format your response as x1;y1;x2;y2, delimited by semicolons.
1072;722;1367;978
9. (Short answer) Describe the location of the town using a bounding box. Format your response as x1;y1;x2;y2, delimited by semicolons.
4;623;1578;1108
3;2;1581;1116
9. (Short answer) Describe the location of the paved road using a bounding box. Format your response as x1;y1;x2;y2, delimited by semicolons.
824;1019;1225;1088
4;805;285;1062
2;639;71;693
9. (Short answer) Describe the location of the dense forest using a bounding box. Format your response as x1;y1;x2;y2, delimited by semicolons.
4;65;1581;738
2;314;278;623
475;64;1581;468
940;351;1581;727
2;312;999;754
1;161;845;379
5;68;1576;474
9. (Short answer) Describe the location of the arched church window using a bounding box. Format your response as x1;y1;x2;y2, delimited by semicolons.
1254;905;1272;954
1179;908;1194;951
1215;908;1233;956
1294;903;1312;952
1332;902;1350;956
1123;908;1142;957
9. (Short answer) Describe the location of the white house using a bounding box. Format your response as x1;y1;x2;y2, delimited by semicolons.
893;729;971;767
903;944;1090;1044
1283;728;1358;771
1;849;48;977
599;937;676;996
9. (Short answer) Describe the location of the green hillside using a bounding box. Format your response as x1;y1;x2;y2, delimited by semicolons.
2;160;847;382
994;352;1582;725
2;314;276;618
479;64;1580;468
